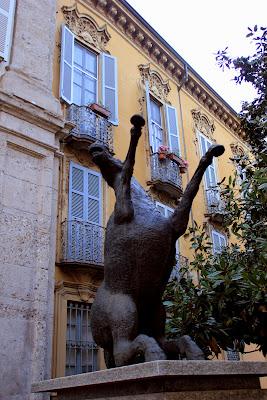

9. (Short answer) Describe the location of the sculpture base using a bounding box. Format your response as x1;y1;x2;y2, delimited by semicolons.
32;360;267;400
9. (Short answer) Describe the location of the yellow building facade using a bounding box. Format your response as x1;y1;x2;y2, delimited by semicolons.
52;0;265;378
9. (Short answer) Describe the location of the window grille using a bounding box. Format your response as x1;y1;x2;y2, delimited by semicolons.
226;348;240;361
66;301;99;376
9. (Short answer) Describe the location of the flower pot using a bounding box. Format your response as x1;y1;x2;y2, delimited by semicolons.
88;103;110;118
158;152;167;160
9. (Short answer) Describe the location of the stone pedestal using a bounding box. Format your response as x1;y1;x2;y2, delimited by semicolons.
32;360;267;399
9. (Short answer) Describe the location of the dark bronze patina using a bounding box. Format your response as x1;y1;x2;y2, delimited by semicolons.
89;115;225;367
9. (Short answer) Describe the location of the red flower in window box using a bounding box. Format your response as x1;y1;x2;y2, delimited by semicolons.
88;103;110;119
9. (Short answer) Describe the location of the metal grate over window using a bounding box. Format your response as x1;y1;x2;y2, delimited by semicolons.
66;301;99;376
226;348;240;361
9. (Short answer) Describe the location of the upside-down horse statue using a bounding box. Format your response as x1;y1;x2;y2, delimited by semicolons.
89;114;225;367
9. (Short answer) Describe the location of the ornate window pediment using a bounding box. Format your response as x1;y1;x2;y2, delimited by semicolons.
62;4;111;52
230;142;245;158
191;109;215;138
139;64;171;102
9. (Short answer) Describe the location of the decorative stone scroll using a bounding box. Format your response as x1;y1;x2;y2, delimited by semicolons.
62;4;111;52
230;142;245;158
191;109;215;138
139;64;171;102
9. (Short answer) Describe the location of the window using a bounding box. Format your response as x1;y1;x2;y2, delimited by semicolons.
0;0;16;63
66;301;98;375
145;82;180;154
198;132;220;207
150;98;164;152
69;162;102;224
60;25;118;125
211;230;227;254
73;42;98;106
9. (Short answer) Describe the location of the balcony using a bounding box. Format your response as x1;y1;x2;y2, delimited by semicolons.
205;187;226;223
61;220;105;268
65;104;113;152
148;153;183;198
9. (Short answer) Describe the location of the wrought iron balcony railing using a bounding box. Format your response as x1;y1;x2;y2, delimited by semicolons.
205;187;226;215
148;153;183;197
66;104;113;152
61;220;105;267
169;255;189;281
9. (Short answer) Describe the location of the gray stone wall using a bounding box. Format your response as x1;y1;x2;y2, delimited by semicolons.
0;0;65;399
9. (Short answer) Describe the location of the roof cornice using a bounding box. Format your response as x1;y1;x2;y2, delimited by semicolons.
83;0;242;137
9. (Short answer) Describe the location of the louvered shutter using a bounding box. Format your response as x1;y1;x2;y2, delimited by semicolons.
212;231;226;254
199;133;217;189
69;164;85;220
87;170;101;225
0;0;16;62
102;53;118;125
60;25;74;104
166;105;180;154
145;81;154;151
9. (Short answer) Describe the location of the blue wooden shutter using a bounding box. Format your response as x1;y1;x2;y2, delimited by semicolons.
87;171;101;224
166;105;180;154
102;53;118;125
145;81;153;150
199;134;217;188
0;0;16;62
69;163;85;220
212;231;226;254
60;25;74;104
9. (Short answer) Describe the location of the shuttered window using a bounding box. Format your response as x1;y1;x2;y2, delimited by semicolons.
0;0;16;63
149;98;164;152
199;133;217;189
60;25;74;104
145;87;180;155
102;53;118;125
69;163;102;225
166;105;180;154
60;25;118;124
212;230;227;254
73;42;97;106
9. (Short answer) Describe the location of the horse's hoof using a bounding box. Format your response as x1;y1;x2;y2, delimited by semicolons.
130;114;145;128
209;144;225;157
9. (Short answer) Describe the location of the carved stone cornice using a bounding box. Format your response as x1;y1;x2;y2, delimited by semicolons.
82;0;241;137
62;4;111;52
55;280;98;303
139;64;171;102
191;109;215;139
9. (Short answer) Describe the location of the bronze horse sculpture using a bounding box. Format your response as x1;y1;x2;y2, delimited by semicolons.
89;115;225;367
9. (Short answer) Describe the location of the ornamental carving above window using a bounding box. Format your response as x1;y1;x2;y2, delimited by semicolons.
230;142;245;158
62;4;111;52
139;64;171;102
191;109;215;138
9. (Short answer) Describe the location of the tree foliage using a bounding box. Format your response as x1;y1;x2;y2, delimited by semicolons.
164;26;267;357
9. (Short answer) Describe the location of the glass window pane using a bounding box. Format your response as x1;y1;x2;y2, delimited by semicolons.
73;84;82;106
84;75;96;93
73;69;82;86
150;99;161;126
85;50;97;77
84;90;96;105
74;43;83;67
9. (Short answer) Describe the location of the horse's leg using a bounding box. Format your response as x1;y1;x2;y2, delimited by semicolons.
114;115;145;224
171;144;225;238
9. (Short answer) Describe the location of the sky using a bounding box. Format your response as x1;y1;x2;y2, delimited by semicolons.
126;0;266;112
